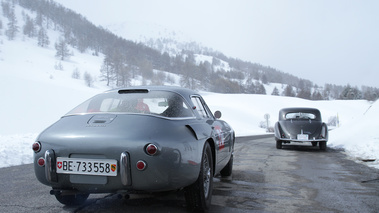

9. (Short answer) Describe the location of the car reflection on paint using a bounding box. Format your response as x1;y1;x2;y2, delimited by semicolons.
32;86;235;211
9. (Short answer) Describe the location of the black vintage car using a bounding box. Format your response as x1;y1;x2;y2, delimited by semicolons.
274;107;328;150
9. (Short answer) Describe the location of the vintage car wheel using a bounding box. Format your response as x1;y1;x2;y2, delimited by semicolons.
54;193;89;206
276;140;283;149
319;141;327;150
220;154;233;177
184;142;213;211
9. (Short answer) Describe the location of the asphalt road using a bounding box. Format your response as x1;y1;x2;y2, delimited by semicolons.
1;135;378;212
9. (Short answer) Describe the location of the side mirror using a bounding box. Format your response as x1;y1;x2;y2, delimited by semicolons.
214;111;222;119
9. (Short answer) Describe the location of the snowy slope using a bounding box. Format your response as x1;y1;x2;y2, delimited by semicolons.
0;2;378;170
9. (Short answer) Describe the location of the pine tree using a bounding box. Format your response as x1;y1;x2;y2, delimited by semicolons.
1;1;10;18
35;12;44;27
55;38;71;60
297;88;312;99
255;82;266;94
5;5;18;40
283;85;296;97
37;27;50;47
339;85;362;100
261;74;268;84
23;15;36;37
271;87;280;96
311;91;323;100
0;20;3;35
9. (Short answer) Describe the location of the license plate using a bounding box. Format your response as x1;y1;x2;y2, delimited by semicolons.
297;134;309;140
56;157;117;176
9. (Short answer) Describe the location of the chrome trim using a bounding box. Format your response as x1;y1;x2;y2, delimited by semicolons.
44;149;58;182
280;138;328;142
120;152;131;186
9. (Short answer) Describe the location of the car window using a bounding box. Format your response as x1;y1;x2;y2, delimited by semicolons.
191;96;209;118
285;112;316;120
65;90;195;118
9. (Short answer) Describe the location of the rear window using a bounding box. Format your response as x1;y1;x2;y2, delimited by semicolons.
285;112;317;120
66;90;194;118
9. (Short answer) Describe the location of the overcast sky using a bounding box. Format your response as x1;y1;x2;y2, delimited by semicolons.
55;0;379;88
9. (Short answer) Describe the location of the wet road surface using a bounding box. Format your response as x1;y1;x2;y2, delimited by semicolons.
1;135;378;212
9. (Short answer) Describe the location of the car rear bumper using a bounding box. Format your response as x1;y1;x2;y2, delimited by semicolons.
35;148;200;194
276;137;328;143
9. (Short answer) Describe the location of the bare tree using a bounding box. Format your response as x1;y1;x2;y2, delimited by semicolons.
84;72;94;87
100;57;113;86
71;68;80;79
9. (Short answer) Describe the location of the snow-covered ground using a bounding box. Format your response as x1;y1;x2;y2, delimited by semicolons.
0;2;378;170
1;55;378;169
1;82;377;169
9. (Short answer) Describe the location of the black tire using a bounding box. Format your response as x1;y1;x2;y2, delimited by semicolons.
54;193;89;206
276;140;282;149
184;142;213;211
220;154;233;177
319;141;327;150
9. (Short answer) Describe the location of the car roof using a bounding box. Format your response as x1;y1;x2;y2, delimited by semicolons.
105;86;200;101
278;107;322;121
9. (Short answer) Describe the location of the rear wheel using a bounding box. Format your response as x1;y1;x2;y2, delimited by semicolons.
185;142;213;211
276;140;282;149
54;193;89;206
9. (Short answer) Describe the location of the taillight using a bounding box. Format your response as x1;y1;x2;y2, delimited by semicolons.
37;157;45;167
145;144;158;156
136;160;146;171
32;142;41;153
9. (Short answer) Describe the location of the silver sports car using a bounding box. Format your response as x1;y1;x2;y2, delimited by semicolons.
274;107;328;150
32;86;235;211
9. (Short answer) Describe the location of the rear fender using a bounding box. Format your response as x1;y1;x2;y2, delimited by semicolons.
274;122;282;140
186;123;211;140
321;123;329;141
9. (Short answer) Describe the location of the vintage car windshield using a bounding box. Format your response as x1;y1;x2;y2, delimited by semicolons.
65;90;195;118
285;112;317;120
